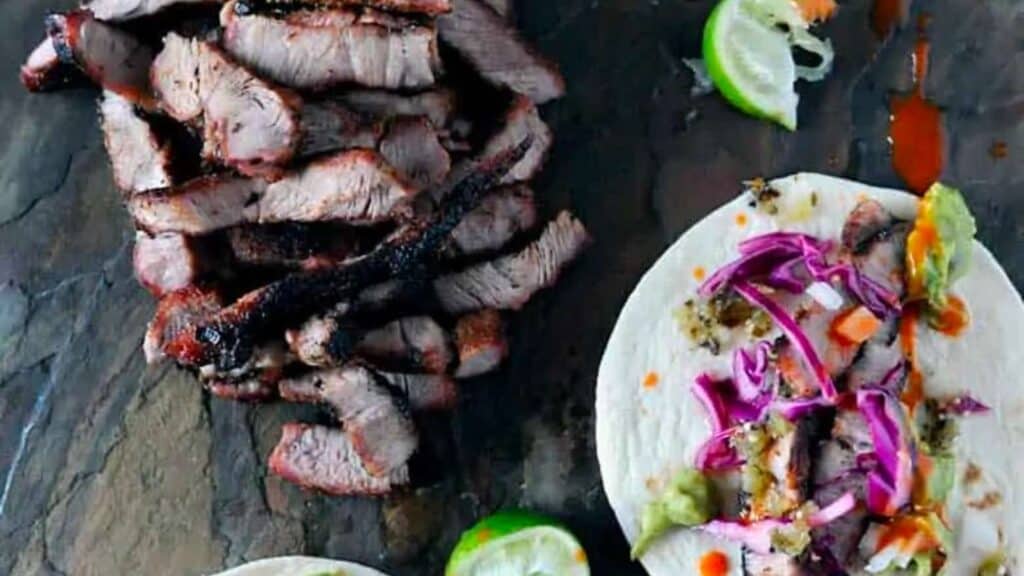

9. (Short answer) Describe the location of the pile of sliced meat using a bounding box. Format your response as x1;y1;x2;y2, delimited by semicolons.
21;0;583;497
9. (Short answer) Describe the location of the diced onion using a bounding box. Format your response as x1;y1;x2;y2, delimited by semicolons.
806;281;844;310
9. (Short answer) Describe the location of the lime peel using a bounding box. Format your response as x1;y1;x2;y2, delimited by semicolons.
446;510;590;576
702;0;834;129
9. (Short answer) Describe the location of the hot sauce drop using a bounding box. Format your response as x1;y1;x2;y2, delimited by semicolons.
933;295;969;336
699;550;730;576
871;0;906;38
889;29;944;195
899;306;925;414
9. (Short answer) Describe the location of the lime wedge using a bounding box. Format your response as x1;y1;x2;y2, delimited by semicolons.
703;0;834;130
445;510;590;576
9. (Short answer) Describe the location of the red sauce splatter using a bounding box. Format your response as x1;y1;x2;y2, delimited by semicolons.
871;0;906;38
699;550;730;576
890;31;944;195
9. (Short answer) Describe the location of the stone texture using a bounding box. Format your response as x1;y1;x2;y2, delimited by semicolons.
0;0;1022;574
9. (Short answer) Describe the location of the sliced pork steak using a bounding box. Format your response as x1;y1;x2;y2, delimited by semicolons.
133;231;210;297
128;175;266;235
128;150;416;234
197;41;303;177
207;373;281;401
299;101;382;158
47;10;155;106
221;1;442;91
437;0;565;104
480;96;553;185
257;149;418;225
225;222;364;270
269;423;409;496
307;365;419;477
86;0;222;21
453;309;507;378
20;38;74;92
100;91;174;193
450;185;536;256
336;88;456;130
357;316;453;373
162;139;532;370
278;367;456;412
379;117;451;189
435;211;589;313
252;0;452;15
151;32;202;123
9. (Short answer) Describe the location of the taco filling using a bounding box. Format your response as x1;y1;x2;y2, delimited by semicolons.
622;181;1012;574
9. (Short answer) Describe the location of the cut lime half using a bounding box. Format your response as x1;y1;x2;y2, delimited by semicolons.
446;510;590;576
703;0;799;129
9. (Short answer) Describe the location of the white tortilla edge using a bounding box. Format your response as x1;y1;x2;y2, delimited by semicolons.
209;556;389;576
596;173;1024;575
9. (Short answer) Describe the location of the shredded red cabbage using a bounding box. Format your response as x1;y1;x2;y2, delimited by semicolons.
857;389;915;516
939;395;991;416
773;396;833;420
699;232;900;318
698;491;857;554
734;281;838;400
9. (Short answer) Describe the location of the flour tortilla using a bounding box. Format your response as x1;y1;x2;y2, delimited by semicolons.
596;173;1024;574
211;556;389;576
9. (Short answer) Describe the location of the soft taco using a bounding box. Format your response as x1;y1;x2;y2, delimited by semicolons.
211;556;389;576
596;174;1021;575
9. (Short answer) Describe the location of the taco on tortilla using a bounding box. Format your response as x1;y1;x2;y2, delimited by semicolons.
596;174;1021;575
211;556;388;576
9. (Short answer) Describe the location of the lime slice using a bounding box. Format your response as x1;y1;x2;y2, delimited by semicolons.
445;510;590;576
703;0;799;129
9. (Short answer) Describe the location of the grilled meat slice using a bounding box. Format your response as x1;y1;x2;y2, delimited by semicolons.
143;287;223;363
777;301;862;398
811;464;869;567
299;101;382;158
250;0;452;15
287;314;452;373
128;174;266;235
164;139;531;370
279;368;457;411
197;41;303;177
269;423;409;496
20;38;75;92
221;1;442;91
86;0;221;21
742;551;806;575
258;149;418;225
151;32;202;123
437;0;565;104
313;365;419;476
844;330;907;393
336;88;456;130
100;91;174;193
434;211;588;314
133;231;210;296
47;10;155;106
480;96;553;185
453;309;506;378
481;0;511;18
741;418;814;521
380;117;451;189
450;185;536;256
841;199;910;298
225;222;364;270
378;372;456;411
129;150;415;234
358;316;453;373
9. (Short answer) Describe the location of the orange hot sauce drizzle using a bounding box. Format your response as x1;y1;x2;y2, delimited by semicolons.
899;306;925;414
699;550;730;576
889;23;944;195
933;295;969;336
643;371;660;389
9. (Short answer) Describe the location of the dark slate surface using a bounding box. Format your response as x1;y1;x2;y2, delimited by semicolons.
0;0;1021;574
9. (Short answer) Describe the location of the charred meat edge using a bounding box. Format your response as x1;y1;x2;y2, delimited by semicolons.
162;139;532;370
